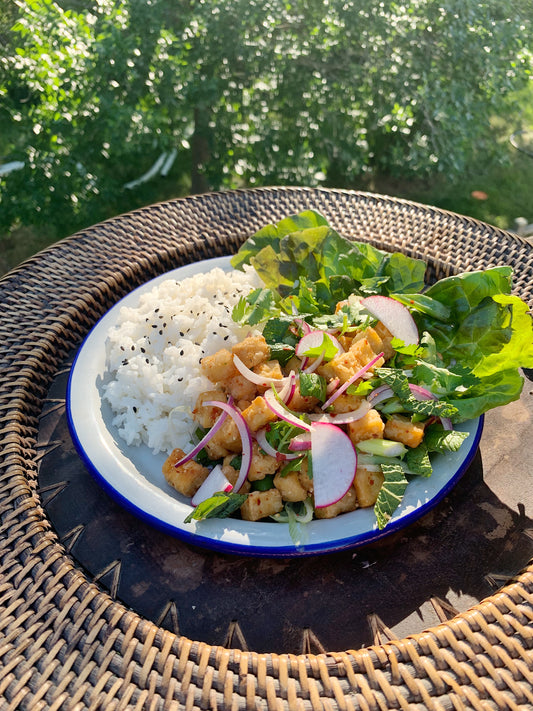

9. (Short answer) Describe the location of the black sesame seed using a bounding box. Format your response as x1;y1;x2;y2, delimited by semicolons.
159;329;163;335
180;350;184;356
145;358;149;363
122;359;128;365
133;406;137;413
141;347;146;353
178;377;183;382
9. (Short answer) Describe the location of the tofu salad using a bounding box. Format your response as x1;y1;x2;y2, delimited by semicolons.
162;210;533;533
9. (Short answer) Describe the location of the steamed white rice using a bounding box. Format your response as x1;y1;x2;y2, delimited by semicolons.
103;265;262;454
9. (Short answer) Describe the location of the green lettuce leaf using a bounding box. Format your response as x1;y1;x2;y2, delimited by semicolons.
231;210;427;314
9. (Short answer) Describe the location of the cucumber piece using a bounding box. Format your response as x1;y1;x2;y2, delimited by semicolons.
356;438;408;458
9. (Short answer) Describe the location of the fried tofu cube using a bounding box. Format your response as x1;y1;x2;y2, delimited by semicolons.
163;448;210;497
221;373;257;401
384;415;425;448
192;390;226;428
353;466;385;507
201;348;238;384
240;489;284;521
287;384;320;412
247;441;279;481
221;460;251;494
352;326;386;358
329;393;364;414
349;336;385;367
232;335;270;369
298;459;314;495
314;487;358;519
346;409;385;445
373;322;395;360
205;417;241;458
253;360;283;392
274;470;308;502
241;396;277;432
318;338;384;384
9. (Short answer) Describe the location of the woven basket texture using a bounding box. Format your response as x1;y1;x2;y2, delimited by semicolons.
0;187;532;710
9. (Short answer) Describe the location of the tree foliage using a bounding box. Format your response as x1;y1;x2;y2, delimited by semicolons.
1;0;531;238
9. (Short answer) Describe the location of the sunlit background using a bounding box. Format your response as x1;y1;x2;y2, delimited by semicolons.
1;0;532;275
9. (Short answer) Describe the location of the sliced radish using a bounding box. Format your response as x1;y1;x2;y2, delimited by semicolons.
295;330;343;359
361;295;419;346
263;389;312;432
310;423;357;508
203;399;253;491
191;464;233;506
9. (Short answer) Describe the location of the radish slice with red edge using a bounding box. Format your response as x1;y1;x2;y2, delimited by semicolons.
191;464;233;506
321;351;384;410
361;295;419;346
174;404;229;468
255;427;301;460
204;399;253;491
264;389;312;432
295;330;344;358
278;370;297;403
310;423;357;508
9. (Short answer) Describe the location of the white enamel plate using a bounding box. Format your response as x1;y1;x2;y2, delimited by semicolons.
67;256;483;557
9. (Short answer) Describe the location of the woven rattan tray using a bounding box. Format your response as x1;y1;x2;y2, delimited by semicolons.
1;187;532;710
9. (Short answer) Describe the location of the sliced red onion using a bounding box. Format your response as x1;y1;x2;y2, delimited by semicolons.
321;351;384;410
233;354;288;388
191;464;233;506
175;405;229;467
367;384;395;405
309;400;371;425
278;370;297;404
255;427;301;460
369;382;454;430
326;377;340;394
288;432;312;451
302;350;325;373
264;388;312;432
204;399;253;492
408;384;435;401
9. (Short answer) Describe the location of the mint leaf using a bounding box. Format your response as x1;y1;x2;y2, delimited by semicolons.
424;426;470;453
403;444;433;477
184;492;247;523
374;463;409;529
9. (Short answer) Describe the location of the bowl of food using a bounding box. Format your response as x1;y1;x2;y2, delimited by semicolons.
67;210;532;555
